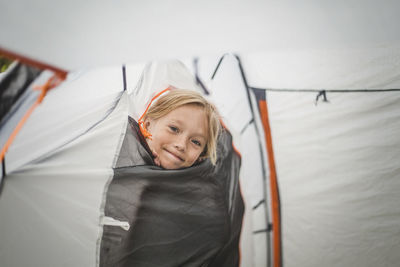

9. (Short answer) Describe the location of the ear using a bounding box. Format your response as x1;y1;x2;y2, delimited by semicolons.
139;118;153;140
143;118;152;131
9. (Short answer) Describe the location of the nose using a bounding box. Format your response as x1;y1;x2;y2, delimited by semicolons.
174;136;186;151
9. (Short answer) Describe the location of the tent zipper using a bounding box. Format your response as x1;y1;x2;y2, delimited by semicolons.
101;216;130;231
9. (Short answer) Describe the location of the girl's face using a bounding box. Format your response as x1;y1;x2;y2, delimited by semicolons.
145;104;208;170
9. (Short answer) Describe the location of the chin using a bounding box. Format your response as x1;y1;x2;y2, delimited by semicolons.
160;161;189;170
162;165;181;170
160;162;182;170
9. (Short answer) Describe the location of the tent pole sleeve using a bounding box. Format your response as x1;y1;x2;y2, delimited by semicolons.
234;54;273;267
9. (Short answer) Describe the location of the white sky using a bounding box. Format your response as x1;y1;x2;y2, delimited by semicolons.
1;0;399;70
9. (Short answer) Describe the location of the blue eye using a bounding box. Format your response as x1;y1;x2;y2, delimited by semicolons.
169;126;179;133
192;140;201;146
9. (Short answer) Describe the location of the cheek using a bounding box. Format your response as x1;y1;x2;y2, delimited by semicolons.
147;131;162;150
150;131;170;151
153;132;168;146
187;149;203;163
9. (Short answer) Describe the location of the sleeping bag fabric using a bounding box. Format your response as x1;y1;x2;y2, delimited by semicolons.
100;117;244;267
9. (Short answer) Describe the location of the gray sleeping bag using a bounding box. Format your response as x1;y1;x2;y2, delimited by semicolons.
100;117;244;267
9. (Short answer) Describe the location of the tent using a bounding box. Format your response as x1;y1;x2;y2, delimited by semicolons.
1;1;400;266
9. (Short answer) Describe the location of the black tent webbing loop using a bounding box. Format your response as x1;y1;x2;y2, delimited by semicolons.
0;157;5;194
253;224;273;234
315;90;329;105
211;53;228;80
122;65;127;91
1;157;5;178
192;57;210;95
240;118;254;135
253;199;265;210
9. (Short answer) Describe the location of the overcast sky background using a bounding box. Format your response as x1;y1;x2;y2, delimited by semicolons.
1;0;399;70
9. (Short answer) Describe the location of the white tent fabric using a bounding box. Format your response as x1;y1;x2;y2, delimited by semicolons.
197;56;270;267
267;90;400;266
239;47;400;266
242;45;400;90
1;52;400;267
0;67;129;266
190;49;400;266
0;66;125;173
0;61;269;266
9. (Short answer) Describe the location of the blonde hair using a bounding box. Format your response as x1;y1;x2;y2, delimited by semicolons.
143;89;220;165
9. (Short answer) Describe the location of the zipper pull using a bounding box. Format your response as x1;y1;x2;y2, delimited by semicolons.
101;216;130;231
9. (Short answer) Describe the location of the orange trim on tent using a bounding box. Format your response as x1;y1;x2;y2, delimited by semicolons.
0;73;66;163
0;47;68;78
258;99;281;267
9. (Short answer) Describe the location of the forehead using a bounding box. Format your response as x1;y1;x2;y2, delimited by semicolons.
162;104;208;136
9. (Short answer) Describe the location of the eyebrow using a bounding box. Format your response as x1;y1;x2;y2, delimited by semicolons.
169;119;207;139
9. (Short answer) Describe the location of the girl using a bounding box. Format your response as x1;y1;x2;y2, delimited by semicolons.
139;88;221;169
100;87;243;267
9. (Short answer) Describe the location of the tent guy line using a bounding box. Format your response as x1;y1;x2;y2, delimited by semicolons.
250;87;400;92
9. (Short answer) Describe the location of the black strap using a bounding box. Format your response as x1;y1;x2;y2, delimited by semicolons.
315;90;329;105
0;157;5;194
193;58;210;95
252;199;265;210
211;53;228;80
122;65;127;91
1;157;5;178
253;223;273;234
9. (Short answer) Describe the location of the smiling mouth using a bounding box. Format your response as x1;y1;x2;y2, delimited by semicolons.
164;149;184;162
